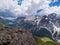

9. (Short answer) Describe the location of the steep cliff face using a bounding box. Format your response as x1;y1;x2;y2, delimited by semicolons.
0;27;36;45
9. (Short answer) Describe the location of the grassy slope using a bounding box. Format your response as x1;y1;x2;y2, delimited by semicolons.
34;36;60;45
0;19;6;26
40;37;53;42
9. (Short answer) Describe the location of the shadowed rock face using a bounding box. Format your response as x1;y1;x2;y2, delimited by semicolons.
0;27;36;45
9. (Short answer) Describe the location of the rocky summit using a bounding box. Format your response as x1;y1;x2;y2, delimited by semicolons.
0;26;36;45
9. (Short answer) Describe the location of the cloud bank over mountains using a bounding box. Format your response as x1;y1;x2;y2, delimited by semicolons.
40;6;60;15
0;0;60;18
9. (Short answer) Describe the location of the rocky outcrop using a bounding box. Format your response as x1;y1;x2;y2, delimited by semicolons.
0;27;36;45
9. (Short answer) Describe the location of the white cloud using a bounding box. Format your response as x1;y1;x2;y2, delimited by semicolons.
37;0;60;16
0;0;52;16
0;0;59;19
0;0;19;16
24;0;59;16
0;0;32;17
40;6;60;15
33;0;41;4
23;0;52;16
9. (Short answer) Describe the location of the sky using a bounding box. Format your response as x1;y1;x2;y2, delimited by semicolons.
0;0;60;19
49;0;60;6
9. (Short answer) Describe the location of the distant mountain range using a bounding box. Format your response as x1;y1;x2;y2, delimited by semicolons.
0;13;60;42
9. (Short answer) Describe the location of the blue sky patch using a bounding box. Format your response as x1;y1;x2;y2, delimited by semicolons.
37;9;43;13
18;0;22;5
49;0;60;7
